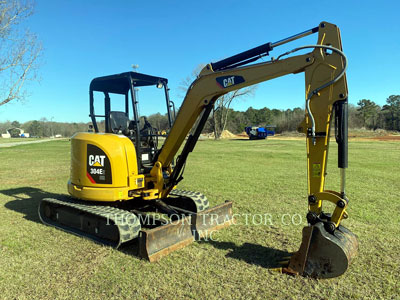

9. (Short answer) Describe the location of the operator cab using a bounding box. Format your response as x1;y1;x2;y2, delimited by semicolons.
89;72;176;171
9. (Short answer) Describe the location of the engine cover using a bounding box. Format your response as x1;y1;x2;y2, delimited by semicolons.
68;132;144;202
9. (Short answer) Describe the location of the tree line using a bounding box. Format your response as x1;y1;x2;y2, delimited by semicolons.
0;119;90;138
356;96;400;130
149;95;400;136
1;95;399;138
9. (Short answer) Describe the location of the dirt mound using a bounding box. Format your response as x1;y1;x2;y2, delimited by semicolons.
220;130;237;139
202;130;239;139
237;131;248;138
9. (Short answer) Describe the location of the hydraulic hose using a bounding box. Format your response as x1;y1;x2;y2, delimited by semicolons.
277;45;348;144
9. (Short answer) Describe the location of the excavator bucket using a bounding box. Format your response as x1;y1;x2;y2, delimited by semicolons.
286;222;358;278
138;201;233;262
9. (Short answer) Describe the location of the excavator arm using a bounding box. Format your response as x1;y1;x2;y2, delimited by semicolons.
148;21;358;278
152;22;346;203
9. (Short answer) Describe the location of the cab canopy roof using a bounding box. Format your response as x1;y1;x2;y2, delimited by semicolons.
90;72;168;95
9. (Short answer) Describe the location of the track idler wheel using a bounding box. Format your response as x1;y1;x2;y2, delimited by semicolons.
286;222;358;278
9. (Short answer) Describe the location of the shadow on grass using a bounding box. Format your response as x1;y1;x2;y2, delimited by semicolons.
1;187;143;257
0;186;60;223
1;187;290;267
230;138;273;141
198;240;291;269
231;138;252;141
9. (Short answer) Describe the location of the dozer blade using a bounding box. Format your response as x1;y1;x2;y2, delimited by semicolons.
286;222;358;278
192;200;234;239
138;215;194;262
138;201;233;262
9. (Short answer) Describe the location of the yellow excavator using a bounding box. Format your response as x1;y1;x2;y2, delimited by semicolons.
39;21;358;278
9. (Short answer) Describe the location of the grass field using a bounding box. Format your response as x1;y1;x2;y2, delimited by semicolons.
0;137;41;144
0;138;399;299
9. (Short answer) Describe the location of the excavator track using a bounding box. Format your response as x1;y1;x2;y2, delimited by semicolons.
168;190;233;239
168;189;210;212
38;190;233;262
38;196;141;248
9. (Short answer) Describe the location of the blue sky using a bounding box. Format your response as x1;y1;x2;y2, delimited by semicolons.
1;0;400;123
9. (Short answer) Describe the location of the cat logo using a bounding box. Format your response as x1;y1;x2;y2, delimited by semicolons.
216;75;245;89
88;155;106;167
223;76;235;87
87;144;112;184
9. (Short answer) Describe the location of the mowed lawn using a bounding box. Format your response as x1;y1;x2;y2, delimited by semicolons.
0;138;398;299
0;138;41;144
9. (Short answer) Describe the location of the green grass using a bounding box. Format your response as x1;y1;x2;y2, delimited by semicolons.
0;137;42;144
0;139;399;299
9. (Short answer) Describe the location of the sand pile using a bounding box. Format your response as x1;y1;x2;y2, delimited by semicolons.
205;130;237;139
220;130;236;139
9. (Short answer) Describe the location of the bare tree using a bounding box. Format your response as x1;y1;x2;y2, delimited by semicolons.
212;87;256;139
0;0;42;106
177;64;206;99
179;64;257;139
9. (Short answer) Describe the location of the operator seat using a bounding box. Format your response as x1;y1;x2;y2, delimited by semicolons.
109;111;130;135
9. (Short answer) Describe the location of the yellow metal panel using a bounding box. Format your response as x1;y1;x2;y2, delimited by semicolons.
304;22;348;212
68;180;128;201
69;132;142;201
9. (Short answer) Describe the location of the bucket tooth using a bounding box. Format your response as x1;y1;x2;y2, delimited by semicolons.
286;222;358;278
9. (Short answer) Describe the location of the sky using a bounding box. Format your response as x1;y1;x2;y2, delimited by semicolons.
1;0;400;123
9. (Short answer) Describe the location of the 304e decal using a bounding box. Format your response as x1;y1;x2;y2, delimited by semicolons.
87;144;112;184
216;75;245;89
